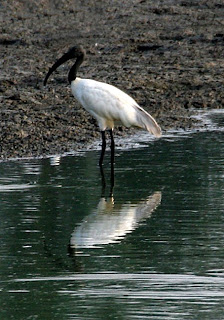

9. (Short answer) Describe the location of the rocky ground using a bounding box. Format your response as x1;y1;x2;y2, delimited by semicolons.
0;0;223;159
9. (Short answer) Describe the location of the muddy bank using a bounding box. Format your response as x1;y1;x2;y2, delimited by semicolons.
0;0;223;159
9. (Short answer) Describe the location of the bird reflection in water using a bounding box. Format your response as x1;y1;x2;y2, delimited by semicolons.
69;165;162;251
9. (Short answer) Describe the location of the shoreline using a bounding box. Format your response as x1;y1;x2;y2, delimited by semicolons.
1;108;223;163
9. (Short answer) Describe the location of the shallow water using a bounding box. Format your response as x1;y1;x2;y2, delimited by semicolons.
0;111;224;319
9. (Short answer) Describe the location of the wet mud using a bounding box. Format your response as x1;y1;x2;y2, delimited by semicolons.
0;0;223;159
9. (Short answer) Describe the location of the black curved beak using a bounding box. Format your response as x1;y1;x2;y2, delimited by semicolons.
43;50;73;86
43;46;85;86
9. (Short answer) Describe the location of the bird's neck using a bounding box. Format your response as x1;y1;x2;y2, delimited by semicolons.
68;53;85;84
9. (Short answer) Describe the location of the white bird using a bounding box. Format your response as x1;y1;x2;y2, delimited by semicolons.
44;45;161;166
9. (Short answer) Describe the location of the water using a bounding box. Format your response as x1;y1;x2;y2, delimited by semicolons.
0;111;224;319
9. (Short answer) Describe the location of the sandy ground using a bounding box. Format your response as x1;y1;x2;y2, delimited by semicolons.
0;0;223;159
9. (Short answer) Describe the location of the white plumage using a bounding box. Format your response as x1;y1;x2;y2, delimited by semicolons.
44;45;161;165
72;77;161;136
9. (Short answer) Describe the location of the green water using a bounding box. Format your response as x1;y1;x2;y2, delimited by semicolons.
0;111;224;319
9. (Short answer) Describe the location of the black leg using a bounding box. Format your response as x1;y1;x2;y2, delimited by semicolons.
99;130;106;166
109;129;115;164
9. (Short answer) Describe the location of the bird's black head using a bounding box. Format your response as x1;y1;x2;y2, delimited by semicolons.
66;45;86;59
44;45;86;86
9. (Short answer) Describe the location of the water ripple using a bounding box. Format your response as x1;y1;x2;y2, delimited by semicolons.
0;183;37;192
13;272;224;284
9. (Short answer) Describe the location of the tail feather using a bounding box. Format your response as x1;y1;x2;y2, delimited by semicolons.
134;105;162;137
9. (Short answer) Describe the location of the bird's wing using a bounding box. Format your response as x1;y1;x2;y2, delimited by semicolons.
105;84;162;137
132;104;162;137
